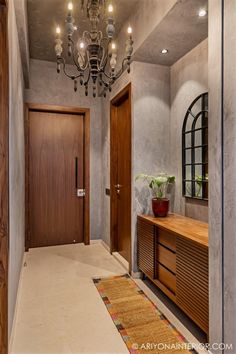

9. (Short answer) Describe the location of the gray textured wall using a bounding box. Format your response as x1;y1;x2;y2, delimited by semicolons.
170;39;209;222
223;0;236;350
8;0;25;337
208;0;223;350
13;0;30;87
25;59;103;241
132;62;171;271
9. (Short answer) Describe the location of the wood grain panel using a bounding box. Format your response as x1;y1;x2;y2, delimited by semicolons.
28;111;85;248
157;263;176;294
0;5;8;353
137;218;155;279
110;84;131;267
176;236;209;333
157;244;176;273
157;229;176;251
139;214;208;247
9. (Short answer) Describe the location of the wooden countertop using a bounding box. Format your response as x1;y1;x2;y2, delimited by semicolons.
138;213;208;247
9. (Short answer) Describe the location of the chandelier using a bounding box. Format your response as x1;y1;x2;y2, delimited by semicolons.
54;0;134;97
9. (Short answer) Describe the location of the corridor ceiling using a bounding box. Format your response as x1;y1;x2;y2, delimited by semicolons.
27;0;140;63
134;0;208;66
26;0;208;67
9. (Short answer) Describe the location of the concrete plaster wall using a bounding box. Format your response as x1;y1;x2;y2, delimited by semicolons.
25;59;103;241
116;0;177;66
208;0;223;350
223;0;236;350
8;0;26;337
170;39;209;223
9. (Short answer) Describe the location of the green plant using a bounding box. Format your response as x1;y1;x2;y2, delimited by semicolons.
135;173;175;199
195;173;208;197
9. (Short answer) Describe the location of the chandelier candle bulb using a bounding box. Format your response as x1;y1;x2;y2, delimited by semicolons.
127;26;132;35
68;2;73;11
108;4;113;13
56;26;61;35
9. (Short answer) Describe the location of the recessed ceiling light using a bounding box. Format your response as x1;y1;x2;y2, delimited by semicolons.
161;49;168;54
198;8;207;17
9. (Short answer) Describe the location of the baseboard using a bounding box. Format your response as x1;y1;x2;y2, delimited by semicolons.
131;271;142;279
101;240;110;252
9;253;26;352
90;239;102;244
112;252;129;273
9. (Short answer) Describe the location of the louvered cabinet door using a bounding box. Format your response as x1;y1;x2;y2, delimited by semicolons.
137;218;155;279
176;237;209;333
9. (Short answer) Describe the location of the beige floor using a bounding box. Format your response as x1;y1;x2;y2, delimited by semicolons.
10;242;129;354
10;242;208;354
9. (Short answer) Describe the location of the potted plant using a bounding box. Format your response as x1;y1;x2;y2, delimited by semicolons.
135;173;175;217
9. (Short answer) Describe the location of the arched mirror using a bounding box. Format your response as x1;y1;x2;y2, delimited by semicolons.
182;93;208;200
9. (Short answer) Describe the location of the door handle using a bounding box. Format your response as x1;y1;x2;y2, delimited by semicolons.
75;157;85;197
75;157;78;190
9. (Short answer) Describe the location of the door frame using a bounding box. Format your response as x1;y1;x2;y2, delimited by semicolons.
25;103;90;250
110;83;132;269
0;1;9;352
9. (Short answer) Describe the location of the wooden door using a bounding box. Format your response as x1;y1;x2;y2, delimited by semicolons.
110;84;131;265
28;110;85;248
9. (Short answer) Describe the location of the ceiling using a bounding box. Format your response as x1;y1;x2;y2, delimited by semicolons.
134;0;208;66
27;0;208;67
27;0;139;63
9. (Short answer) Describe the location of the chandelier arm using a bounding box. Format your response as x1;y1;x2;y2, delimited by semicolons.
82;30;92;43
84;69;91;86
82;50;90;71
77;52;87;70
98;46;106;71
70;36;90;72
100;75;110;88
100;38;111;71
58;57;83;80
69;37;84;71
102;57;129;87
113;57;130;80
101;69;113;80
97;31;103;45
99;37;111;70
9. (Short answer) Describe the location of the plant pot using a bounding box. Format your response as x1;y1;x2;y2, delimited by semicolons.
152;198;169;217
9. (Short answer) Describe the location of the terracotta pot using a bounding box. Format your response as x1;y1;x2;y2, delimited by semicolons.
152;198;169;217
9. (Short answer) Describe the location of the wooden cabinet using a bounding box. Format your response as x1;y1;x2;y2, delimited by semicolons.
137;214;209;334
137;219;155;279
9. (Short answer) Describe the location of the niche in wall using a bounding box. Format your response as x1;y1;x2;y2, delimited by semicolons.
182;93;208;200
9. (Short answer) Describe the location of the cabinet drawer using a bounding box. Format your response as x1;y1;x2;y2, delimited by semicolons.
157;263;176;294
157;229;176;252
157;244;176;274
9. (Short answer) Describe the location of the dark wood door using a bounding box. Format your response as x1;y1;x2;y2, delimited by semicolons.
110;84;131;265
28;110;84;248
